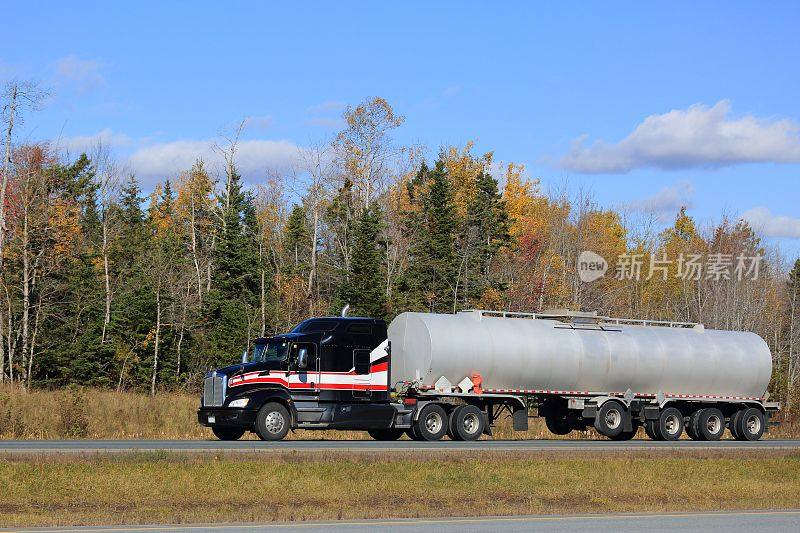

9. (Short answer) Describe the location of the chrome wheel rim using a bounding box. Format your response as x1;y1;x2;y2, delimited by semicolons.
664;414;680;435
265;411;285;434
707;415;722;435
746;414;761;435
425;412;443;434
462;413;480;435
605;409;622;430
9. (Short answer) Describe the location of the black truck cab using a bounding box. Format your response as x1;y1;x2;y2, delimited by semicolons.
197;316;397;440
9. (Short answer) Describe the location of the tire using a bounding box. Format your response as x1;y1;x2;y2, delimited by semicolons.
686;410;702;441
734;407;765;441
407;426;424;441
695;408;725;441
254;402;291;441
594;401;627;439
656;407;684;441
645;419;661;440
211;426;245;441
545;414;574;436
450;405;485;441
413;404;448;441
446;407;460;440
367;428;405;441
729;409;744;440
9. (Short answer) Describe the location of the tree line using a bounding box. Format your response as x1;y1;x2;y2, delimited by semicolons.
1;84;799;412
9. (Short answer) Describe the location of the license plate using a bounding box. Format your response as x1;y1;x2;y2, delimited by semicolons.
208;416;215;424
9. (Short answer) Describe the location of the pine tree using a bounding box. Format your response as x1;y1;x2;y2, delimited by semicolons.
282;205;309;274
460;169;510;305
339;206;386;318
203;166;260;366
406;159;457;313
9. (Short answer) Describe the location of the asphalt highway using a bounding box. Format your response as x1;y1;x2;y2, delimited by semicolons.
6;511;800;532
0;438;799;452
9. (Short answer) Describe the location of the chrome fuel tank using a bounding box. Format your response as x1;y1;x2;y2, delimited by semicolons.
387;311;772;398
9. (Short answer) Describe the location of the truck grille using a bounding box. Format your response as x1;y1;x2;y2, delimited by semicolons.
203;372;226;407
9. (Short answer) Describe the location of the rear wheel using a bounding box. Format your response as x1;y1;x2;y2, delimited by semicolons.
645;419;661;440
734;407;765;441
544;414;574;436
367;428;404;441
211;426;245;441
686;410;702;441
450;405;485;441
413;404;448;441
729;409;744;440
254;402;291;441
695;408;725;441
594;401;627;439
656;407;684;441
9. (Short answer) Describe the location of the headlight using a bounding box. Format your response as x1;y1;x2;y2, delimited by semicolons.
228;398;249;408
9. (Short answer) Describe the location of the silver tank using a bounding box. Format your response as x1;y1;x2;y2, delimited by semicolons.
387;311;772;399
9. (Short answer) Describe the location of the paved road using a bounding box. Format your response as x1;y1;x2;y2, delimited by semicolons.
0;439;798;453
6;511;800;532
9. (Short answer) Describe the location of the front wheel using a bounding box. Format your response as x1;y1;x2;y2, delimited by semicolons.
413;404;448;441
656;407;684;441
594;401;627;439
211;426;245;441
254;402;291;441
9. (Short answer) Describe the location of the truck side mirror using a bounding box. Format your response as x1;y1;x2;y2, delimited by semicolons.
297;347;308;369
241;349;248;364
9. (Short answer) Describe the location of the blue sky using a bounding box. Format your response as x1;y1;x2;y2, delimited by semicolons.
2;2;799;258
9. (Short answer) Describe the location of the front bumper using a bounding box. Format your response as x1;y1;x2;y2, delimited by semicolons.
197;407;257;428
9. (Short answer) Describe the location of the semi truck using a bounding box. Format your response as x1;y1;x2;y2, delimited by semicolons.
197;309;779;442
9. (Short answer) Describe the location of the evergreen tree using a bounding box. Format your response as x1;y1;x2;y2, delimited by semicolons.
461;169;510;304
282;205;309;274
406;159;457;313
203;167;260;366
339;206;386;318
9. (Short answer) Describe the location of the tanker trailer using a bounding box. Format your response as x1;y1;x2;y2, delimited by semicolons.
386;309;779;442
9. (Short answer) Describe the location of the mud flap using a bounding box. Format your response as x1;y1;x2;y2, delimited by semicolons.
513;407;529;431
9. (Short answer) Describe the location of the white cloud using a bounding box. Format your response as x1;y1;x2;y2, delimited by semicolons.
626;180;694;218
128;138;300;183
54;55;106;94
57;128;133;154
742;207;800;239
560;101;800;173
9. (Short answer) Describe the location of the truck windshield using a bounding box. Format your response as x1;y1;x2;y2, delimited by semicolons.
251;341;290;363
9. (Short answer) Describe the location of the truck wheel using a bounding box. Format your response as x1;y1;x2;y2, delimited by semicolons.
644;419;660;440
446;407;460;440
734;407;765;441
686;410;702;440
413;404;448;441
656;407;684;441
729;409;744;440
450;405;485;441
211;426;246;441
545;414;574;436
254;402;290;441
594;400;626;439
367;429;404;441
696;408;725;441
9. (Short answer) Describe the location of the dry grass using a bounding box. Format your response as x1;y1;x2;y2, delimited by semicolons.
1;384;798;440
0;449;798;527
